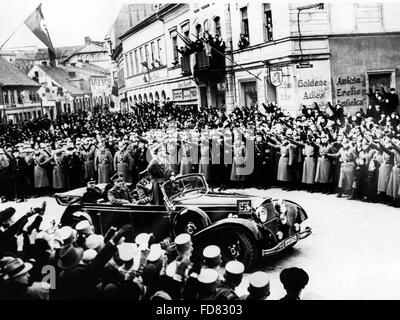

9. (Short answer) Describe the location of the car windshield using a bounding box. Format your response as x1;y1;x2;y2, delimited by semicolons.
162;175;208;202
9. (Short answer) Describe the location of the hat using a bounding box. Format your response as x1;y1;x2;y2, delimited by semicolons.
0;256;16;270
57;244;84;270
174;233;192;254
147;243;163;263
198;268;219;295
54;226;76;246
224;260;245;286
118;242;137;262
3;258;33;280
202;245;222;268
279;267;309;291
150;290;172;301
85;234;104;250
135;233;152;249
0;207;16;223
75;220;93;236
111;172;124;183
248;271;270;296
82;249;97;264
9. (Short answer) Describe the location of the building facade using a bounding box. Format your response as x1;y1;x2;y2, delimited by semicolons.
0;57;42;123
119;4;198;109
115;2;400;115
28;64;92;118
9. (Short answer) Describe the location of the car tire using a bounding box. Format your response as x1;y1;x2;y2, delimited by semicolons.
221;228;258;271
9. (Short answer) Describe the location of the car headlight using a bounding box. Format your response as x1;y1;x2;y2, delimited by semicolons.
255;206;268;223
276;231;283;240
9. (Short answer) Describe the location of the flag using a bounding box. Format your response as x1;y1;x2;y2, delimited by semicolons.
24;5;56;59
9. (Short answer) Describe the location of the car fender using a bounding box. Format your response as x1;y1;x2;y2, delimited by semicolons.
282;199;308;223
192;217;263;242
172;206;212;236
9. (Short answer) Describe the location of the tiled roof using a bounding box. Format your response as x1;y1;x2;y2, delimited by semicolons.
0;57;40;87
38;65;89;95
62;43;107;63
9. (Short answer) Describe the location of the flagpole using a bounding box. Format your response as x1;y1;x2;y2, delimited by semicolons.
191;33;262;81
0;22;25;51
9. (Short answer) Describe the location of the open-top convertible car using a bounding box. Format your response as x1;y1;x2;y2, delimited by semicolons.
56;173;311;269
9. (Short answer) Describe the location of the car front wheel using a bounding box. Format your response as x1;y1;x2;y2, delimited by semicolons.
221;229;258;270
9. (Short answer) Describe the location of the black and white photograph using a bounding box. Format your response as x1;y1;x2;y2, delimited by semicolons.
0;0;400;306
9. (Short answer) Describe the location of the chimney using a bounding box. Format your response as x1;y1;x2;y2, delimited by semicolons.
84;36;92;45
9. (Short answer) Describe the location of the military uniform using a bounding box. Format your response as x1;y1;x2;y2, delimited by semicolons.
315;143;332;184
95;150;114;184
108;184;133;205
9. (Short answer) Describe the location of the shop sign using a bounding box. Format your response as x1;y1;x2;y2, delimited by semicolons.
178;80;193;88
183;89;191;100
217;82;226;91
190;88;197;99
270;66;283;87
172;89;183;100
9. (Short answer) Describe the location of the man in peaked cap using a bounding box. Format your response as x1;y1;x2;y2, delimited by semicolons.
241;271;270;300
279;267;309;300
174;233;193;257
218;260;244;291
197;268;219;300
108;172;134;205
202;245;222;270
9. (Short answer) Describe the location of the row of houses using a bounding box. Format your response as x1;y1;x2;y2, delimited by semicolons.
108;2;400;115
0;37;114;122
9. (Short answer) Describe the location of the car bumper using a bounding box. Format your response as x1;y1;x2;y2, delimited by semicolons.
261;226;312;257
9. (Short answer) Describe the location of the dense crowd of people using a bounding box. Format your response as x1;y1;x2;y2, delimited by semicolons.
0;89;399;207
1;87;399;299
0;203;309;300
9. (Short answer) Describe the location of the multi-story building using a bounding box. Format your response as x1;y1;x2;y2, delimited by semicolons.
115;2;400;115
0;57;41;123
28;64;92;118
105;3;160;112
119;4;199;109
62;37;111;70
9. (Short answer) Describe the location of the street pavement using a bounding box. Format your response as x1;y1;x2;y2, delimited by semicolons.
1;188;400;300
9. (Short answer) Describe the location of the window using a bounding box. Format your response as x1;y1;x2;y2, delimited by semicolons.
214;16;221;36
203;19;209;33
145;44;150;64
17;90;22;104
125;54;130;76
139;47;144;72
171;33;178;62
263;4;273;41
3;91;8;104
241;6;249;38
195;24;202;38
10;90;15;104
129;52;134;75
157;39;163;65
182;23;190;39
134;50;139;74
151;42;155;67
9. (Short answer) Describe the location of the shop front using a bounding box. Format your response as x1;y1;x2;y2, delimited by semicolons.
170;79;199;109
273;59;332;116
329;34;400;114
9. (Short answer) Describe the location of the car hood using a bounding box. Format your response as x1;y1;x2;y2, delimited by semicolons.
174;191;269;209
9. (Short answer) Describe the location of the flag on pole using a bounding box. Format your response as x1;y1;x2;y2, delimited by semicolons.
24;4;56;63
